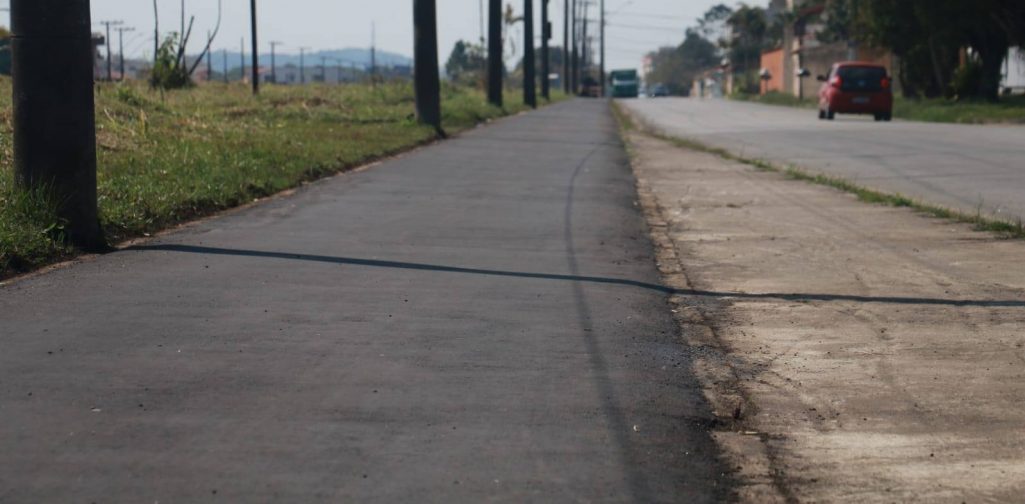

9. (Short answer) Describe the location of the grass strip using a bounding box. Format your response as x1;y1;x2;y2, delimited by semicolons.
730;92;1025;124
611;102;1025;239
0;79;566;279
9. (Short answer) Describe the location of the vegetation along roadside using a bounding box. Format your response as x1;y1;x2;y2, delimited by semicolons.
0;79;563;280
731;92;1025;124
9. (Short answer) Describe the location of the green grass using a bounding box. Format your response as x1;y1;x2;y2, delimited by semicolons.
610;102;1025;239
730;91;1025;124
0;79;565;278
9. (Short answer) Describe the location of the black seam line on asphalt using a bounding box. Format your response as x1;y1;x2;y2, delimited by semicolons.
562;144;653;503
125;245;1025;308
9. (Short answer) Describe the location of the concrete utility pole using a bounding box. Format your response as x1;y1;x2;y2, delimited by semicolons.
269;41;282;84
600;0;605;97
299;46;309;84
541;0;550;100
523;0;536;108
206;31;213;81
370;22;377;84
570;0;578;93
581;1;589;86
250;0;258;94
12;0;103;249
563;0;570;93
117;26;135;81
413;0;441;129
487;0;503;107
99;20;123;81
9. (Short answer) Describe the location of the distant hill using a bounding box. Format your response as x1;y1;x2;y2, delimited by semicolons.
203;47;411;70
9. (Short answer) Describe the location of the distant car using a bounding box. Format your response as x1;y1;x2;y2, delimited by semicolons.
580;76;602;98
649;84;669;97
817;62;893;121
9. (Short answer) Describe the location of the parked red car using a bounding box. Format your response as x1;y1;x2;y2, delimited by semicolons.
817;62;893;121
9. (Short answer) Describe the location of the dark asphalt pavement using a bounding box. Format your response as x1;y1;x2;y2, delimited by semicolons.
0;100;725;502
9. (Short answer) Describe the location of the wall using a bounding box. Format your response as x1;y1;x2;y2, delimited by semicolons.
760;48;785;94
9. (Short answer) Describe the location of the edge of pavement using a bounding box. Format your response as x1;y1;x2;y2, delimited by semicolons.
613;102;1025;242
0;101;570;288
612;102;793;503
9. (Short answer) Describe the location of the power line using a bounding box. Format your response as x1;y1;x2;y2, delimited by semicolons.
606;21;685;34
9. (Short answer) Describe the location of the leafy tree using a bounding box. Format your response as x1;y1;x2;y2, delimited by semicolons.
839;0;1016;100
445;40;486;86
725;5;770;93
150;33;193;89
645;30;720;96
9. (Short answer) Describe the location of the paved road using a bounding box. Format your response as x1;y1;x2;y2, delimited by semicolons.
0;101;725;502
621;98;1025;222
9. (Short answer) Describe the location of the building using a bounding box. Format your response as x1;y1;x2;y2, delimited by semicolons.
1003;47;1025;95
767;0;897;98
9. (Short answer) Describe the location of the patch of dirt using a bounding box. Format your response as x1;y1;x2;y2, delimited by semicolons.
627;131;1025;503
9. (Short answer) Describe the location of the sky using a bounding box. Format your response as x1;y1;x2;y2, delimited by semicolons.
2;0;727;71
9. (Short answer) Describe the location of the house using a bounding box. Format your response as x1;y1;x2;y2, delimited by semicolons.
770;0;898;98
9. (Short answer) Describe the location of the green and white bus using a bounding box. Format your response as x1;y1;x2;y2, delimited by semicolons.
610;69;640;98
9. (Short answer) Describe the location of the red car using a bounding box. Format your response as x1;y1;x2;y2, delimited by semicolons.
817;62;893;121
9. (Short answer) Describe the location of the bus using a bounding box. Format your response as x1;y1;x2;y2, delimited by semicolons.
610;69;639;98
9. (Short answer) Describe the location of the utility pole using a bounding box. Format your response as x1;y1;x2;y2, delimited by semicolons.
487;0;503;107
370;22;377;84
299;47;309;84
412;0;441;129
153;0;159;66
582;1;589;86
12;0;103;249
117;26;135;82
269;41;282;84
563;0;570;93
99;20;123;81
250;0;258;94
600;0;605;97
541;0;550;100
223;49;229;83
523;0;536;108
206;31;213;81
320;56;328;83
570;0;578;94
240;38;245;83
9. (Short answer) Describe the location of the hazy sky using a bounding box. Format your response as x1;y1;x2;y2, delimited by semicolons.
5;1;726;71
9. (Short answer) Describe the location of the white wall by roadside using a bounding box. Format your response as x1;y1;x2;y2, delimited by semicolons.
1003;47;1025;94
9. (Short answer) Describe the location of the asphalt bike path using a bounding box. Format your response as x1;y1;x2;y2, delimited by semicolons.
0;100;725;502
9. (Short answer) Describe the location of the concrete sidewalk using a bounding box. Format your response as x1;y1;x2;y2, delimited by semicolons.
0;101;726;502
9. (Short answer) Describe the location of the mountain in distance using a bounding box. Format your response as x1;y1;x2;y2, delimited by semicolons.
205;47;411;70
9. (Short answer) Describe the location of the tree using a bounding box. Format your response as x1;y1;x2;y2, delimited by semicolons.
445;40;487;86
645;29;720;96
842;0;1015;100
149;0;223;89
725;5;769;93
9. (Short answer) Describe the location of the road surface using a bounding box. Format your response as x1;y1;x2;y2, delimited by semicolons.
620;98;1025;222
0;101;726;502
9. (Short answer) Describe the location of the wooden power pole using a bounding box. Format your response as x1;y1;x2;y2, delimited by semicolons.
523;0;536;108
413;0;441;130
487;0;503;107
541;0;550;100
250;0;259;94
11;0;103;249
